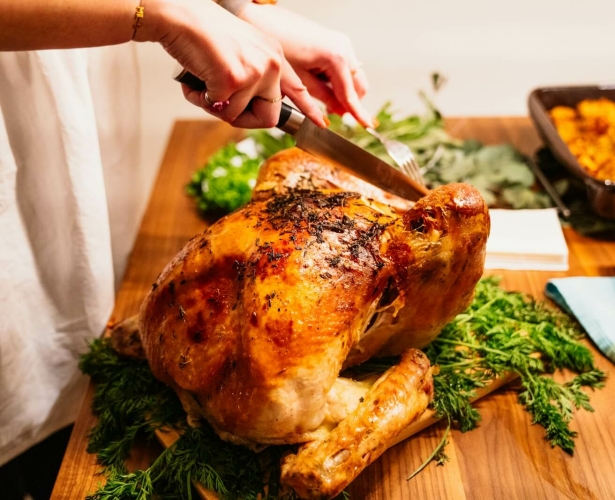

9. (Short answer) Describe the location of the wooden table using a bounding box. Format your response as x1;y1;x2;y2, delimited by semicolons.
52;118;615;500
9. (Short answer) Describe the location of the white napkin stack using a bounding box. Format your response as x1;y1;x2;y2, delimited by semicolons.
485;208;569;271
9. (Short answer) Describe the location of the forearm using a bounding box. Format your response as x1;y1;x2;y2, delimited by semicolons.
0;0;136;50
0;0;172;51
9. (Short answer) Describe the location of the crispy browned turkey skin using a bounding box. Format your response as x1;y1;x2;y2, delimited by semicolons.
253;146;414;212
138;148;490;499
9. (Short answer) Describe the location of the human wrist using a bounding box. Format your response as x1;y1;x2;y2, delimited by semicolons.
131;0;217;44
129;0;164;42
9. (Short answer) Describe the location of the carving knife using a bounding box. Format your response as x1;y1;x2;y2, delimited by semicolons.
175;69;429;202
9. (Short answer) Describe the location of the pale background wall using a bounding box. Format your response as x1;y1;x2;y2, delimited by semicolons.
135;0;615;213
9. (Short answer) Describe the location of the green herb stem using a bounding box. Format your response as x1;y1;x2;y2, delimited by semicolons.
407;421;451;481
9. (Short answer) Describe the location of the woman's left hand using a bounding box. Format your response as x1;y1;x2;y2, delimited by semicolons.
239;4;374;128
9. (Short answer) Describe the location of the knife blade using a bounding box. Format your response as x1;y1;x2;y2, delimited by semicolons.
174;69;429;201
276;104;429;201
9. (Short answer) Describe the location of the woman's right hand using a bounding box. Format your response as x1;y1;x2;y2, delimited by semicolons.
140;0;326;128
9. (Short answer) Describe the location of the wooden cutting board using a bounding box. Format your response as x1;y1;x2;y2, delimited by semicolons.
151;371;519;499
51;118;615;500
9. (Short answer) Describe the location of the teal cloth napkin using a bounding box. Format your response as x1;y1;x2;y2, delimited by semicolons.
545;277;615;364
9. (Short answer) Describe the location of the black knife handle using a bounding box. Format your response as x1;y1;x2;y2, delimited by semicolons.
174;69;293;129
277;102;293;129
174;69;207;92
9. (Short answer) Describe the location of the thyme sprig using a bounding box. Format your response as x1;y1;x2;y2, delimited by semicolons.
82;278;605;498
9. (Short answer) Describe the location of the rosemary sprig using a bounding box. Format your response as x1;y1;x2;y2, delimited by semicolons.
82;278;605;498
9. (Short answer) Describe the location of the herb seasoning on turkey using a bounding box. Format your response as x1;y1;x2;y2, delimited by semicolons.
131;148;488;498
83;150;605;500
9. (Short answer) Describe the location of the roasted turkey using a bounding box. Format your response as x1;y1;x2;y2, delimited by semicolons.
117;148;489;499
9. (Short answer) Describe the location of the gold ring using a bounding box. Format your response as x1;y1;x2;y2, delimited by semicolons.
256;95;284;103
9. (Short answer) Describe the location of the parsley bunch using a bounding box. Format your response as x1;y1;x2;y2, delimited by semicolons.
185;143;262;215
185;132;294;215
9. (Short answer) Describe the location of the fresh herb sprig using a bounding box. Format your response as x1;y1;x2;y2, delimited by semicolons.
82;339;347;499
79;338;184;474
407;419;451;481
329;99;550;209
82;278;605;498
185;132;294;214
186;97;550;216
357;277;606;454
86;426;269;500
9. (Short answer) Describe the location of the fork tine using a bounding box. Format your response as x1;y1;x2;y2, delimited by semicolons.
403;161;416;180
365;127;428;189
394;145;424;185
401;157;423;186
409;158;426;186
398;159;413;178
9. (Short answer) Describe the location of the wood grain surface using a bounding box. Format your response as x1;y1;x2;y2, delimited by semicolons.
51;118;615;500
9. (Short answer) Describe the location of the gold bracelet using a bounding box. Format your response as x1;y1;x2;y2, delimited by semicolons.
131;1;145;40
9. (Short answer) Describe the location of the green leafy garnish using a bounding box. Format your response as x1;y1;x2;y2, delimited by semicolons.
82;278;605;498
81;339;341;500
79;337;184;474
356;277;606;460
328;100;550;209
85;425;272;500
186;133;294;214
186;98;551;216
185;143;260;215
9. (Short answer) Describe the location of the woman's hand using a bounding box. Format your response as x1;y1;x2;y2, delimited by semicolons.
238;4;373;128
143;0;326;128
0;0;333;128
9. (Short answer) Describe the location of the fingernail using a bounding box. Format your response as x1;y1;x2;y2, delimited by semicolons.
323;114;331;127
211;100;230;113
372;117;380;129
